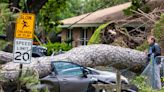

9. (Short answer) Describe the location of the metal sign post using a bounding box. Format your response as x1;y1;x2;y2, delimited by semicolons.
13;13;35;91
116;70;121;92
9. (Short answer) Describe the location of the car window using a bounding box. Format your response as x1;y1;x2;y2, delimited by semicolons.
52;62;83;76
59;67;83;76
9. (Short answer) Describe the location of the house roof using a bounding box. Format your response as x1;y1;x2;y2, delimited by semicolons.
61;2;131;27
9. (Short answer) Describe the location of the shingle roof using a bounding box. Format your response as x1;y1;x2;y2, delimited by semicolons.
61;2;131;25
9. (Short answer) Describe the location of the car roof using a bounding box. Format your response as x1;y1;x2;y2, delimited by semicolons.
51;61;84;68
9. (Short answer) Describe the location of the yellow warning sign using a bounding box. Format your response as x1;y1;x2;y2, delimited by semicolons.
15;13;35;39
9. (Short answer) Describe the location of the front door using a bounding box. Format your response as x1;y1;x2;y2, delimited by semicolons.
52;61;91;92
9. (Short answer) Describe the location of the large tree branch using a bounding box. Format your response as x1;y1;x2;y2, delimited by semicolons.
0;51;13;64
0;44;146;84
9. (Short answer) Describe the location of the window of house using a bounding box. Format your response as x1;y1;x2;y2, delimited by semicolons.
67;29;72;39
80;28;88;45
67;29;72;45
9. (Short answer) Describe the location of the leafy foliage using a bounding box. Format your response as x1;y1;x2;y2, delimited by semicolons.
131;76;164;92
0;40;7;50
39;0;66;33
18;69;50;92
59;0;129;19
20;69;40;88
43;42;72;55
131;76;153;92
0;3;18;34
135;41;149;51
123;0;150;15
88;22;110;44
83;0;129;14
59;0;85;19
154;14;164;42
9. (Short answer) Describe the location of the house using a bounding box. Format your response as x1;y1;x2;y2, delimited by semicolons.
60;2;131;47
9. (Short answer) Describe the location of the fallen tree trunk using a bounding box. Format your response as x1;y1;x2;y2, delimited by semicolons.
0;44;146;83
0;51;13;64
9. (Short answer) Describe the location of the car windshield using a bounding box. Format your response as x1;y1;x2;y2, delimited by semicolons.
52;62;83;76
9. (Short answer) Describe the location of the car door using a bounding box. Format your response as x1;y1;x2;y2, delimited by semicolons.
52;61;91;92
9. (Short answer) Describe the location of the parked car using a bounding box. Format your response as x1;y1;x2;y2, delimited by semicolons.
31;61;137;92
3;61;137;92
32;45;47;57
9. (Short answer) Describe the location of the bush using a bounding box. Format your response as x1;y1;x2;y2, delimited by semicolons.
131;76;153;92
43;42;72;55
131;76;164;92
0;3;18;33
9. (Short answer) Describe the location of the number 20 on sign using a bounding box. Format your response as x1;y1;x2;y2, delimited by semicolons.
13;13;35;64
13;39;32;64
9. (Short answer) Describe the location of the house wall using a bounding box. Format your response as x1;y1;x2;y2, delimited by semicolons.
87;27;94;40
61;29;67;42
61;27;96;47
72;28;81;47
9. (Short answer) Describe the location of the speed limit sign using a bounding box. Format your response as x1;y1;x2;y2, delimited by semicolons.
13;39;32;63
13;13;35;64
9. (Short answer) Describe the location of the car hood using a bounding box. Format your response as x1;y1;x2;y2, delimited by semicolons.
87;68;129;84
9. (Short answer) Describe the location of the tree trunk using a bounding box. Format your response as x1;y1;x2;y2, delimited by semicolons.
0;44;146;84
0;51;13;64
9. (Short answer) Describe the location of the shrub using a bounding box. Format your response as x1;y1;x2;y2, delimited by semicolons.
43;42;72;55
131;76;164;92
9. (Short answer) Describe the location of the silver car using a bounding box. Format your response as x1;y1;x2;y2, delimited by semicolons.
3;61;137;92
34;61;137;92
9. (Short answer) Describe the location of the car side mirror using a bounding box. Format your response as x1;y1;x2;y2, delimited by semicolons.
82;68;89;78
49;72;57;78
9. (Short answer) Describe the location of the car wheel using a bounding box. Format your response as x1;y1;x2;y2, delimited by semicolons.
99;89;107;92
87;85;96;92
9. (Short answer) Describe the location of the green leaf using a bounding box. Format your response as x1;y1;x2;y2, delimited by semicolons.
88;22;111;44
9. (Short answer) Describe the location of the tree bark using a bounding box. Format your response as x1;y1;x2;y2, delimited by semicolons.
0;44;146;84
0;51;13;64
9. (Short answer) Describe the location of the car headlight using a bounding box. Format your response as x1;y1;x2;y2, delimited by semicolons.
121;76;129;84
